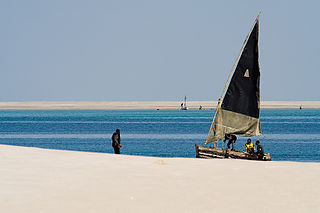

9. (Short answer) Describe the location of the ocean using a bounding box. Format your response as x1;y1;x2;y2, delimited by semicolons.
0;109;319;162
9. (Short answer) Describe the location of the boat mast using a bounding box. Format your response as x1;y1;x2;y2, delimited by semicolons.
205;12;261;146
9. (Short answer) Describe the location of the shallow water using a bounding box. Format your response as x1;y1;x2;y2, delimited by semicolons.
0;109;319;162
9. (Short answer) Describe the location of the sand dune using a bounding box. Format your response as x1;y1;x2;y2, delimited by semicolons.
0;145;319;213
0;101;319;110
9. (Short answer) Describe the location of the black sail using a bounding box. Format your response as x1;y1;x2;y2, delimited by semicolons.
206;19;261;144
221;22;260;118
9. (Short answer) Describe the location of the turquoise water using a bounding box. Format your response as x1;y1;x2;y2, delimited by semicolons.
0;109;319;162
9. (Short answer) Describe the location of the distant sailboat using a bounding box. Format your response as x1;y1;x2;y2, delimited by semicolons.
180;96;188;110
195;13;271;161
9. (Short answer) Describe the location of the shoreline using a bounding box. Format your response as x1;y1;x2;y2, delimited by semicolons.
0;101;320;110
1;144;319;212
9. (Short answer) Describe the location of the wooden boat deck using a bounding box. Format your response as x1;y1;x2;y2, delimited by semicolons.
195;144;271;161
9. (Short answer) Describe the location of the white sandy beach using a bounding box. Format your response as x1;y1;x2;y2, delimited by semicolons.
0;145;319;213
0;101;320;110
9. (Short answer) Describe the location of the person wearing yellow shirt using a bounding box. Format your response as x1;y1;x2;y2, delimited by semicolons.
245;138;255;154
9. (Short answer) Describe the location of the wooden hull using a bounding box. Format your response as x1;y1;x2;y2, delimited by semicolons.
195;144;271;161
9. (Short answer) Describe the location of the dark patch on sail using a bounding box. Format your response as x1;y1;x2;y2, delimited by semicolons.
221;22;260;118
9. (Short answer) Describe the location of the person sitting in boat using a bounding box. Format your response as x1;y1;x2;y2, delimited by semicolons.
245;138;255;154
255;140;264;160
223;134;237;151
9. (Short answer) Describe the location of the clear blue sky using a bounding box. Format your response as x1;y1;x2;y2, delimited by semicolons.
1;0;319;101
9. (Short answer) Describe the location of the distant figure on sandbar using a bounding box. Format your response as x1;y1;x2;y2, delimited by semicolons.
255;140;264;160
245;138;255;154
224;134;237;151
112;129;122;154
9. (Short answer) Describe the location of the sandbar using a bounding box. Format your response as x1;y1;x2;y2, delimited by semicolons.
0;101;319;110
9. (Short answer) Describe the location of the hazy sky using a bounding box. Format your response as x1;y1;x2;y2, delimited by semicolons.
1;0;319;101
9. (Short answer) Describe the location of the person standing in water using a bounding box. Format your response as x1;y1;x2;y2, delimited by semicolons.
112;129;122;154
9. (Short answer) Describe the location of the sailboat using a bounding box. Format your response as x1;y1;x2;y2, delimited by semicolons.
195;13;271;161
180;96;188;110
